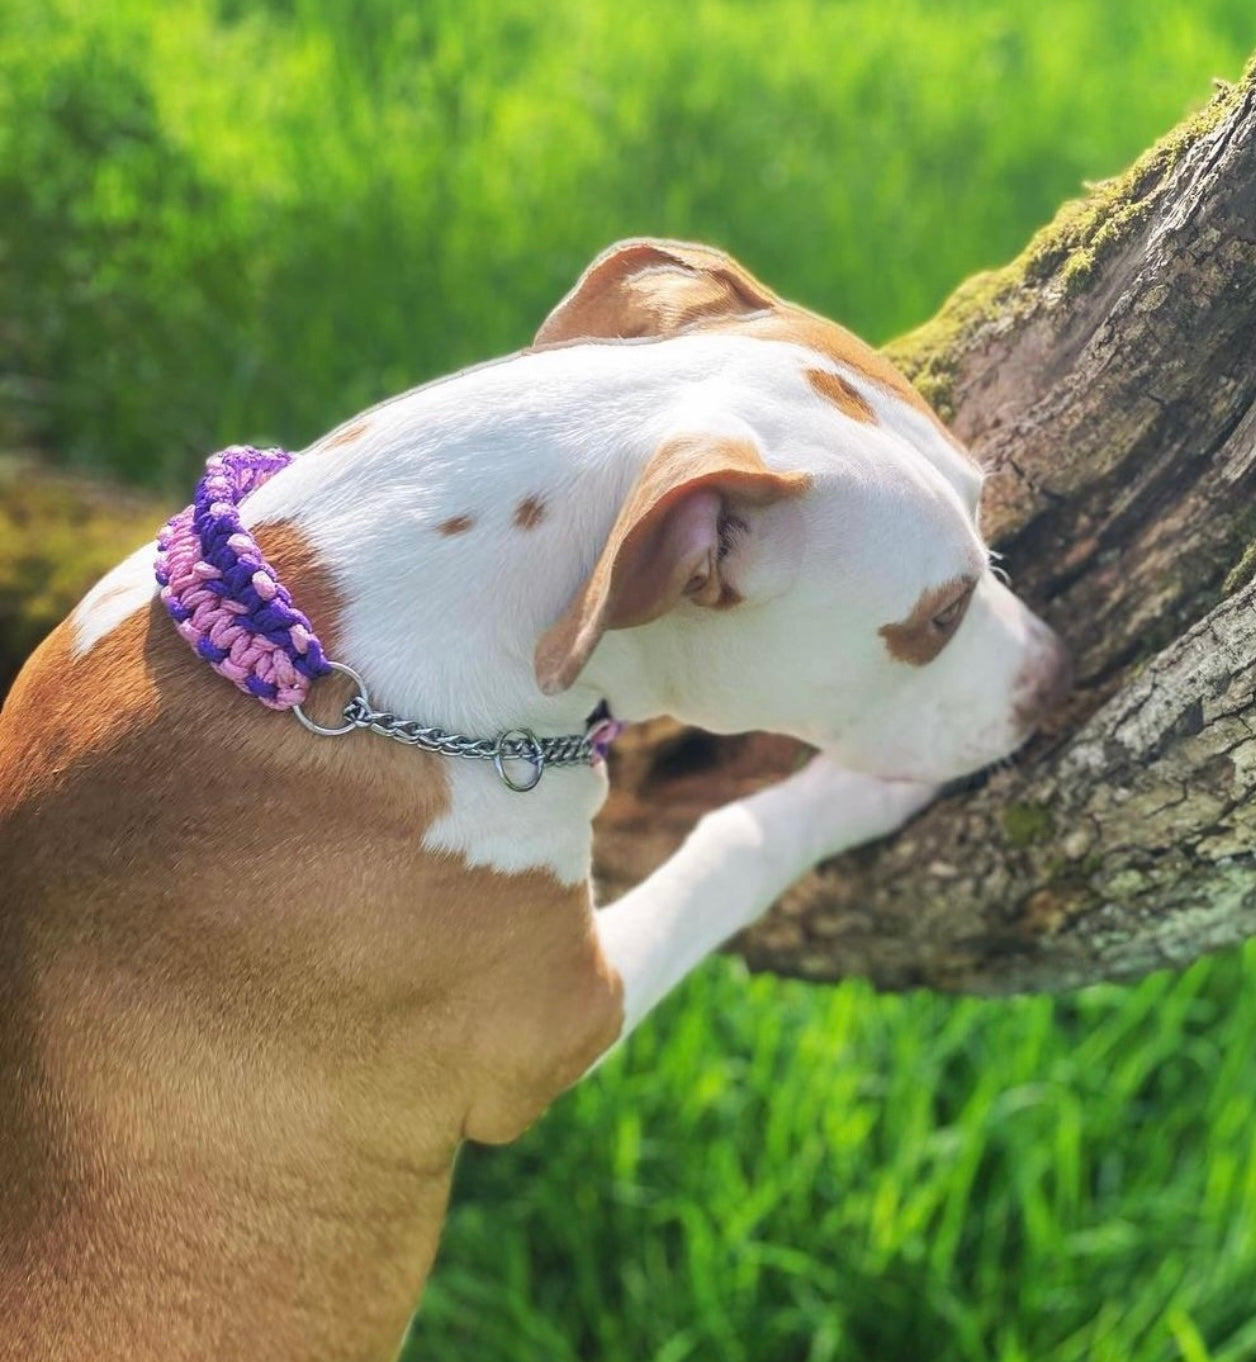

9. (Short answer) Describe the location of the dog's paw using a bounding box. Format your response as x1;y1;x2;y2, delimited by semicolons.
772;755;940;865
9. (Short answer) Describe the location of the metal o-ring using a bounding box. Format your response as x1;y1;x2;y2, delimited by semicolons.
292;660;371;738
493;728;545;792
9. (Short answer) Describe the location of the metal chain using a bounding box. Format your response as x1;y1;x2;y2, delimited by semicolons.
344;695;594;758
292;660;597;792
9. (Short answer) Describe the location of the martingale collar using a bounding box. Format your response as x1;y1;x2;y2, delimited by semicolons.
155;445;623;792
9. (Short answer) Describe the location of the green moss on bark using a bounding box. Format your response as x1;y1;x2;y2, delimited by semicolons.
1003;802;1056;847
1223;540;1256;598
885;62;1255;419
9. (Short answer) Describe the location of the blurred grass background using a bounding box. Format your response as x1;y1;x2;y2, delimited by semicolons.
3;0;1253;485
3;1;1256;1359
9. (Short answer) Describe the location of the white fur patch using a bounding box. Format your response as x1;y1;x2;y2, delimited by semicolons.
595;759;938;1045
71;541;159;656
421;758;606;887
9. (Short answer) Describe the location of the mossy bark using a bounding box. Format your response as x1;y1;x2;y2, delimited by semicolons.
593;63;1256;993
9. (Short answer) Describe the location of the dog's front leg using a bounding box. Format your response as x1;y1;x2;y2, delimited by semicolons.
597;758;938;1041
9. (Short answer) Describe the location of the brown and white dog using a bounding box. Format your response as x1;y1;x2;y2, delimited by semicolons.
0;240;1068;1361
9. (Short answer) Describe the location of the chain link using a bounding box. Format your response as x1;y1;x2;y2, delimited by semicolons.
343;696;595;766
292;659;605;792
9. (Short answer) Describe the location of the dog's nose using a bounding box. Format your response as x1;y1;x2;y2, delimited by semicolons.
1014;622;1073;731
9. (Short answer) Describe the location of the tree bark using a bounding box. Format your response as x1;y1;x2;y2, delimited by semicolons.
592;62;1256;994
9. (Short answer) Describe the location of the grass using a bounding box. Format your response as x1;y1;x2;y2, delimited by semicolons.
4;3;1256;1359
417;953;1256;1362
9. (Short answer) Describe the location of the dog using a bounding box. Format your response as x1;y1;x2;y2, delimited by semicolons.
0;239;1068;1360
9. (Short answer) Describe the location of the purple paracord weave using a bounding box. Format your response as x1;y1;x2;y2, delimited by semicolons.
154;446;330;710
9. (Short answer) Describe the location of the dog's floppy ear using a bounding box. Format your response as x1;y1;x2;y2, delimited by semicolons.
535;238;777;346
535;434;809;695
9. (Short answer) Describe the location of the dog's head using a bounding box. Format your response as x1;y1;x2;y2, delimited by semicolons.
533;238;1069;783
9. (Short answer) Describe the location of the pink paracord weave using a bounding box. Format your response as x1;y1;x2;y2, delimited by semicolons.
155;446;330;710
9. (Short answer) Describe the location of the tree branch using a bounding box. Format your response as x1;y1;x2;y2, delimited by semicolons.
593;61;1256;993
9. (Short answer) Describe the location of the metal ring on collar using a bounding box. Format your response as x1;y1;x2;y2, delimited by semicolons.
493;728;545;792
292;660;371;738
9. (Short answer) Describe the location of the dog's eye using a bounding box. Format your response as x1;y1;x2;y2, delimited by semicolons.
717;513;748;562
931;585;974;633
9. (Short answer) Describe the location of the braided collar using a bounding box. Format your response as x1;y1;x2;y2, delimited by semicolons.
155;446;623;792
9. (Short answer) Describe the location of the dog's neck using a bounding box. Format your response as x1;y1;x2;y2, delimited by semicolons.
234;340;762;884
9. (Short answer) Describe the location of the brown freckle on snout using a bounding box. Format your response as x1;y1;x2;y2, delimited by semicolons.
1013;633;1073;731
514;496;546;530
438;514;475;536
324;420;369;449
806;368;877;425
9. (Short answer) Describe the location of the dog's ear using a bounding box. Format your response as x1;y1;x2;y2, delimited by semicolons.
534;434;809;695
534;238;777;346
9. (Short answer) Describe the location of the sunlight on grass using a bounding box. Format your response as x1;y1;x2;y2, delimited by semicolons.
4;0;1253;483
418;946;1256;1361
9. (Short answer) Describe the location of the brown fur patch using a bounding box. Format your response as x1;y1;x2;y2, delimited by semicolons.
879;575;977;666
514;496;546;530
533;238;974;460
322;419;370;450
437;514;475;536
741;307;956;438
806;367;877;424
534;239;773;346
0;521;623;1357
